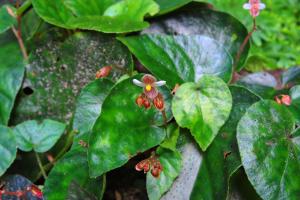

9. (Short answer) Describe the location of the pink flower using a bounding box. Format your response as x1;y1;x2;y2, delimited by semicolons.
243;0;266;17
133;74;166;100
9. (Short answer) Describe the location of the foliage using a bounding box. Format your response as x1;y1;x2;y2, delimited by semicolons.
0;0;299;200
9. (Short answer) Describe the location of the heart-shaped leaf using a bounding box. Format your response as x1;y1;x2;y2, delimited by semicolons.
154;0;192;15
11;32;132;124
160;123;180;152
289;85;300;123
44;148;105;200
146;147;182;200
172;75;232;150
190;86;260;200
0;36;25;125
88;75;172;178
0;4;16;33
237;100;300;200
14;119;66;153
143;2;249;70
119;34;233;88
32;0;159;33
0;125;17;176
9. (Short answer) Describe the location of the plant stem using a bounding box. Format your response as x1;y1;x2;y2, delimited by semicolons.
11;26;28;61
161;110;167;127
35;152;47;179
234;18;257;70
16;0;32;16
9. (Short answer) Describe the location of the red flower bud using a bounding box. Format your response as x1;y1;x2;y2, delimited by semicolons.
95;66;112;79
135;95;144;107
28;185;43;198
143;98;151;109
151;166;161;178
153;93;164;111
275;95;292;106
135;160;151;173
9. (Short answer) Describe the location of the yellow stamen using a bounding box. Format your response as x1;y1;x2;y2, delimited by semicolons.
146;84;152;91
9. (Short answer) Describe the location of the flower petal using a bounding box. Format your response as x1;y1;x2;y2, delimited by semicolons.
243;3;251;10
142;74;157;84
133;79;145;87
144;87;158;100
259;3;266;10
153;81;166;87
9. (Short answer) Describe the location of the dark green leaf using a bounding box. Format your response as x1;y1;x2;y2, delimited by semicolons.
143;2;249;70
14;119;66;153
154;0;192;15
146;148;182;200
289;85;300;124
11;32;132;124
88;75;171;178
32;0;159;33
119;34;233;87
44;148;105;200
73;78;114;134
0;4;16;33
282;67;300;86
0;125;17;176
0;37;25;125
172;75;232;150
237;100;300;200
191;86;260;200
237;72;277;99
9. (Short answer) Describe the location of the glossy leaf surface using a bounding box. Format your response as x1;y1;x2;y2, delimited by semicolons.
237;100;300;200
172;75;232;150
0;4;16;33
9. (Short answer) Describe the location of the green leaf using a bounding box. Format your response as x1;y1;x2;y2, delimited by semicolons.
160;123;180;151
143;2;249;70
237;100;300;200
44;148;105;200
0;4;16;33
282;67;300;86
190;86;260;200
154;0;192;15
119;34;233;88
14;119;66;153
237;72;278;99
11;32;132;124
289;85;300;124
0;37;25;125
73;78;114;134
32;0;159;33
88;75;170;178
0;125;17;176
172;75;232;150
146;148;182;200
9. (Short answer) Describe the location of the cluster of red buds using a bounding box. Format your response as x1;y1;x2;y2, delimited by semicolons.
133;74;166;111
243;0;266;18
0;184;43;199
135;152;163;178
275;94;292;106
95;66;112;79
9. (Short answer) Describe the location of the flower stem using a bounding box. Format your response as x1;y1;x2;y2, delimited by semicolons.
11;26;28;61
35;152;47;179
234;18;257;70
161;110;167;127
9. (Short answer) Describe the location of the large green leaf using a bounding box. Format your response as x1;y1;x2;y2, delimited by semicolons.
146;147;182;200
289;85;300;124
14;119;66;153
154;0;192;15
88;75;171;178
172;75;232;150
282;67;300;86
119;34;233;88
32;0;159;33
11;32;132;124
0;4;16;33
237;72;278;99
44;148;105;200
0;37;25;125
190;86;260;200
237;100;300;200
0;125;17;176
143;2;249;70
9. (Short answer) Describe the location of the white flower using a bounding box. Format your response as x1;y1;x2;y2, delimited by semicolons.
133;74;166;99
